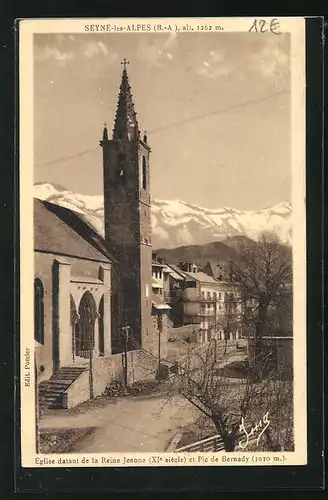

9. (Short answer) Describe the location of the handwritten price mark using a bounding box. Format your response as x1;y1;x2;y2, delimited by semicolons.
249;18;281;35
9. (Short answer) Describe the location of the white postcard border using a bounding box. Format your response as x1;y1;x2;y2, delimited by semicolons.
19;16;307;468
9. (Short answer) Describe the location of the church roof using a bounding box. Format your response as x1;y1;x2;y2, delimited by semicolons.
113;64;139;141
34;199;116;264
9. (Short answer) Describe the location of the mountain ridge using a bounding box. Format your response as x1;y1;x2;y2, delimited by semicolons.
33;182;292;249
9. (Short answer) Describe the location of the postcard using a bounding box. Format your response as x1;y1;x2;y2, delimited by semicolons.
19;17;306;468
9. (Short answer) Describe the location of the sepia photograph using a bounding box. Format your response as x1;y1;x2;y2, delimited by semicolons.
19;18;306;466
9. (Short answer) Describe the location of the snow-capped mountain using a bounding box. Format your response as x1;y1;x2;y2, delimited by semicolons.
34;182;292;249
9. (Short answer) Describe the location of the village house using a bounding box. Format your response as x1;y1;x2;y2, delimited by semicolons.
174;262;243;344
151;259;171;354
200;263;293;368
152;252;186;327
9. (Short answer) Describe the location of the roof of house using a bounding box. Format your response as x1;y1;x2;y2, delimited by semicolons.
169;264;192;280
34;199;116;264
183;271;219;283
165;264;185;280
152;260;165;267
179;269;231;286
168;266;216;284
203;260;225;279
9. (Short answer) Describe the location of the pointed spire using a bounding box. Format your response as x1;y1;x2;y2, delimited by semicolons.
103;122;108;140
113;60;139;141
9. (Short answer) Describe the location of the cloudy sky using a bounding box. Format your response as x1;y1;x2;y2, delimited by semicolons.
34;32;291;210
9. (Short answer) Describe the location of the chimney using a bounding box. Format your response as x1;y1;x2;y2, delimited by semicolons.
191;263;198;273
178;262;197;273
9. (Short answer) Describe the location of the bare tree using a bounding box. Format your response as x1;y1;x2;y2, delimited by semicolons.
215;291;241;354
266;285;293;336
169;341;293;452
249;365;294;451
228;232;292;359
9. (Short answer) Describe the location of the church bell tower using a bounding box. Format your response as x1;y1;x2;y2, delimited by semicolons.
100;60;153;354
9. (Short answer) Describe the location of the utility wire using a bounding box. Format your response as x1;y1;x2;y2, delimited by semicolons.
35;147;100;169
35;88;289;170
149;88;290;134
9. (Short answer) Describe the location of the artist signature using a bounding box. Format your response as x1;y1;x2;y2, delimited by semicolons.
238;412;271;449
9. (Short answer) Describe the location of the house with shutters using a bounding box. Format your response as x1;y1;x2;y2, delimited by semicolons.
175;262;243;344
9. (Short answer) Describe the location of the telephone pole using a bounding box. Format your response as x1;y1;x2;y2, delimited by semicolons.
157;312;163;381
89;337;94;399
121;325;130;387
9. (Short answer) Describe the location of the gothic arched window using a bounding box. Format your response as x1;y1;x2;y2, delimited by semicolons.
142;156;147;190
34;279;44;344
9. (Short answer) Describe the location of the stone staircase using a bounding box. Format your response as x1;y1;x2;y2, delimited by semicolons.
38;366;88;410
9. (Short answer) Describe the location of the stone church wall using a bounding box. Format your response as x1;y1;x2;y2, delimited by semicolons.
34;251;110;382
34;252;57;382
65;349;158;408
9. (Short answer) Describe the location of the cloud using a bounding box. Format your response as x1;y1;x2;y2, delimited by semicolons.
196;49;233;79
35;33;175;69
34;45;75;66
196;61;233;79
163;32;177;49
180;149;192;160
34;37;119;68
209;50;225;64
193;37;289;85
251;38;290;79
82;41;108;58
137;34;176;66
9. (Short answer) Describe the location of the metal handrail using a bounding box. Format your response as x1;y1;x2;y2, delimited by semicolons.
174;432;261;453
175;434;224;452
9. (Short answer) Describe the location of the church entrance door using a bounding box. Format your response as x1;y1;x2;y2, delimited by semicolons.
75;291;98;360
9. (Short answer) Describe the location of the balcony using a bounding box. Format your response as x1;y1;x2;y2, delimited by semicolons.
164;291;183;303
199;310;216;317
184;297;217;303
152;276;164;289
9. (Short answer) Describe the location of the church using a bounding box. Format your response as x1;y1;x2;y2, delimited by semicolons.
34;61;170;410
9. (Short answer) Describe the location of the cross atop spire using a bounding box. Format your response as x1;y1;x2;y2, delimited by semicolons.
120;58;130;71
